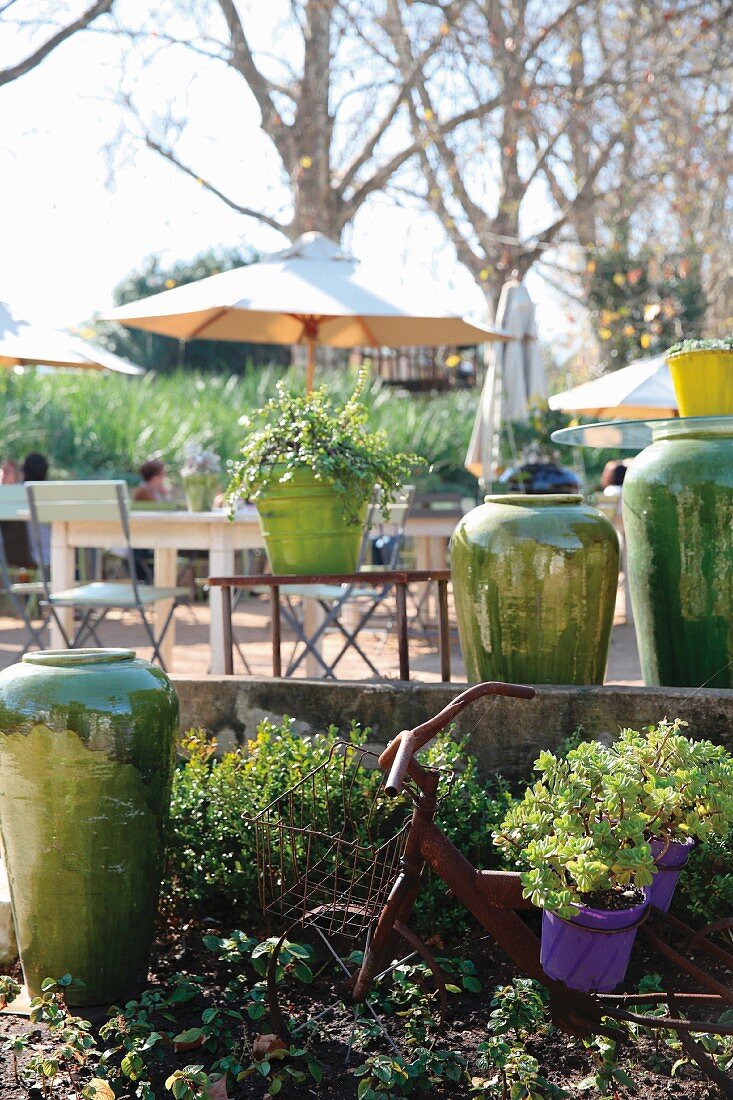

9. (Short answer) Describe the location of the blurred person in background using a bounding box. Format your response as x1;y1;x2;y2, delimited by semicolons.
133;459;169;503
1;459;20;484
22;452;50;571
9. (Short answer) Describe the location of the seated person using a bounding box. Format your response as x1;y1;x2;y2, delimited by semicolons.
1;459;20;484
133;459;169;503
22;452;50;573
601;460;627;498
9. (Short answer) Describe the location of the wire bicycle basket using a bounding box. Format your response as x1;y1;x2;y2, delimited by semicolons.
249;741;415;941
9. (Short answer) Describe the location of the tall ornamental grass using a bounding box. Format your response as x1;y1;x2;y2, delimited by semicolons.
0;366;483;492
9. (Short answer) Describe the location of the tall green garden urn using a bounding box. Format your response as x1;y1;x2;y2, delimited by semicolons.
0;649;178;1005
451;495;619;684
623;417;733;687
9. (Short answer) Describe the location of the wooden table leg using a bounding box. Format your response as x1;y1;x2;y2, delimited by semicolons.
208;546;234;674
49;521;74;648
153;547;177;671
303;597;326;678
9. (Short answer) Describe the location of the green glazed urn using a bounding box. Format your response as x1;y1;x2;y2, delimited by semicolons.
256;466;367;574
0;649;178;1005
451;494;619;685
623;416;733;688
182;471;220;512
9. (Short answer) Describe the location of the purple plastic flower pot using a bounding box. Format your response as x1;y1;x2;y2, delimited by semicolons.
649;836;696;912
540;893;650;992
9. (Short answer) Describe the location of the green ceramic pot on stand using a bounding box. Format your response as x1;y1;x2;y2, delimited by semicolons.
0;649;178;1005
451;494;619;684
623;416;733;688
255;467;367;574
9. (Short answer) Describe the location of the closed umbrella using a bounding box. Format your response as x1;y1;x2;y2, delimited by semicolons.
548;355;677;419
465;281;547;484
104;232;508;390
0;303;143;375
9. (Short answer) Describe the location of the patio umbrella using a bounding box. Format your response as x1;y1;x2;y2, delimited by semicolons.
0;303;143;375
548;355;677;419
104;232;509;390
465;281;547;484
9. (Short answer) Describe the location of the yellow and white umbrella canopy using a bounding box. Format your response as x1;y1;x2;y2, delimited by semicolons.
548;355;677;419
104;232;509;390
0;303;143;374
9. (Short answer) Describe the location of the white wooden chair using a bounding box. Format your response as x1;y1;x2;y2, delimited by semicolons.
25;480;190;670
0;484;47;654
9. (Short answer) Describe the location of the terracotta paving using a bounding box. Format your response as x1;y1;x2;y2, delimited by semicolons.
0;582;642;684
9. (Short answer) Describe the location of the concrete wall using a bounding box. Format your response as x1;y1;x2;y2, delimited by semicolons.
171;676;733;779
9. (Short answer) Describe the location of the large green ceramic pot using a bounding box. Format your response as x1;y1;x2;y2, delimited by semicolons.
623;417;733;688
451;495;619;684
256;467;367;574
0;649;178;1005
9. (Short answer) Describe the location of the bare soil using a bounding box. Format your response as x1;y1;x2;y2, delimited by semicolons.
0;913;727;1100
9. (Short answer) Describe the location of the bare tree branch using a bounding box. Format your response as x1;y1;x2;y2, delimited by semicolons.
144;135;290;237
0;0;113;87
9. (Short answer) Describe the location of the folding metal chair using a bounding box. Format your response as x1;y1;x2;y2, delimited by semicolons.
25;481;190;671
281;486;415;678
0;484;47;655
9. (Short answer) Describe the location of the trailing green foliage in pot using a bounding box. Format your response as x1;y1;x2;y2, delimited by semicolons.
225;367;422;522
611;719;733;846
610;719;733;911
494;741;655;918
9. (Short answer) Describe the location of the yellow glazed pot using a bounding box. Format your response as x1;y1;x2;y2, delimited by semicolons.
666;349;733;417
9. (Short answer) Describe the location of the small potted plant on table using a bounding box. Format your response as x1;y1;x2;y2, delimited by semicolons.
495;741;655;993
612;719;733;911
665;335;733;416
181;444;222;512
225;369;421;575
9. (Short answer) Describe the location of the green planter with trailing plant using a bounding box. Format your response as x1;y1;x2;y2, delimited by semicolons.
495;740;655;992
611;720;733;910
665;336;733;417
180;444;222;512
226;369;421;574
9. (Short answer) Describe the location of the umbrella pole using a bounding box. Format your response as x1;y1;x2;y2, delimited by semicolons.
306;337;316;392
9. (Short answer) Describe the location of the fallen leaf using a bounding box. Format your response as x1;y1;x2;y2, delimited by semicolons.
205;1075;229;1100
253;1033;288;1061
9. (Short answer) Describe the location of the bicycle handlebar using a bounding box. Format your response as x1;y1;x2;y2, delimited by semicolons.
380;681;535;796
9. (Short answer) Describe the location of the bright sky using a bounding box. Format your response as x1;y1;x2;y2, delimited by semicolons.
0;2;573;348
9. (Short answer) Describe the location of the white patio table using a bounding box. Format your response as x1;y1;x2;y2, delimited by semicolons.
46;507;461;673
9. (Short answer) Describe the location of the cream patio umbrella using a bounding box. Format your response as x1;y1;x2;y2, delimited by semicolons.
104;232;509;390
548;355;677;419
465;281;547;486
0;303;143;374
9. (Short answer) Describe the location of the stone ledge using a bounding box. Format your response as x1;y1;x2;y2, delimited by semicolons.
171;676;733;778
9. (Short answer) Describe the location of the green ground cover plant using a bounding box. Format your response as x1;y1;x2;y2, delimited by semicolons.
2;719;732;1098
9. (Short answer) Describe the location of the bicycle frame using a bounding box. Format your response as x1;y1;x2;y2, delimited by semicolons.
265;681;733;1093
351;737;608;1037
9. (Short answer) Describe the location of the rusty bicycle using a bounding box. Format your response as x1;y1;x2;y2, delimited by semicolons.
251;682;733;1093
